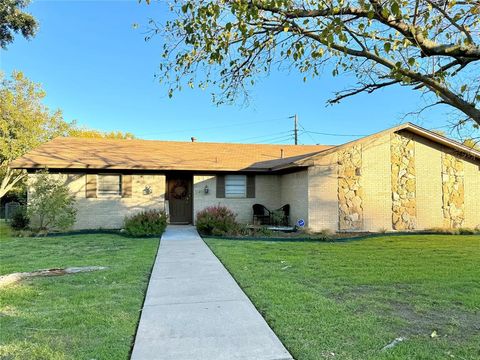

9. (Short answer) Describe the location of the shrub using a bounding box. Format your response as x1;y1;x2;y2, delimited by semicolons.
458;228;478;235
124;209;168;237
10;207;30;230
426;227;479;235
253;226;274;237
196;205;239;236
28;171;77;233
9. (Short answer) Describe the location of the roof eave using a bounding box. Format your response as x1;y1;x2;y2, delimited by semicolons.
290;122;480;167
10;163;278;173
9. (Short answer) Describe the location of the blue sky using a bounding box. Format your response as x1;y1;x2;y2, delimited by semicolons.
1;0;452;145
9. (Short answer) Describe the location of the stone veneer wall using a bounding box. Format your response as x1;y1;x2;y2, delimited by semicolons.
441;153;465;228
337;146;363;230
390;133;417;230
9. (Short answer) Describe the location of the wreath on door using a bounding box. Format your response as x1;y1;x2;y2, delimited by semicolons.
171;180;188;199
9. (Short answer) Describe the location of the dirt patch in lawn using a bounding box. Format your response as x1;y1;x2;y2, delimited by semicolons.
385;299;479;337
332;284;480;340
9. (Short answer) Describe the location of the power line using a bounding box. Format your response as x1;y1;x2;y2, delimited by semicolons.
298;124;319;144
255;134;295;144
302;130;368;137
235;130;293;142
137;116;291;137
257;135;294;144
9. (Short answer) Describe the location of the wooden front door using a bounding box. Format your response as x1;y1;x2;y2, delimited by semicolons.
167;175;193;224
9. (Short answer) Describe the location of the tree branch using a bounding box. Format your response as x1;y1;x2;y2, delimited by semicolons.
328;80;401;104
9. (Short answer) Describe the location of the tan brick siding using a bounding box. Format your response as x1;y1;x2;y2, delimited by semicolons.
193;175;281;224
305;132;479;232
414;138;443;229
28;173;166;230
464;159;480;229
361;134;393;231
280;170;308;227
308;154;339;232
27;135;479;232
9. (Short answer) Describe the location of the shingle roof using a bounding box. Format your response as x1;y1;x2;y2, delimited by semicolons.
10;137;333;172
286;122;480;169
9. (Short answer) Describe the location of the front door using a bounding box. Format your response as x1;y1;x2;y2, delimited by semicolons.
167;175;193;224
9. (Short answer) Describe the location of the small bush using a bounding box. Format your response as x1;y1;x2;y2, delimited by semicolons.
426;227;479;235
458;228;478;235
124;209;168;237
196;205;239;236
252;226;274;237
28;170;77;233
10;207;30;230
378;227;388;234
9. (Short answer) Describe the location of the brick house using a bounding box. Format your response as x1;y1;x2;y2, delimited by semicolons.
10;123;480;232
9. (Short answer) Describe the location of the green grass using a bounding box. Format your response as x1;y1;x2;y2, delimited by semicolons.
206;235;480;360
0;225;159;360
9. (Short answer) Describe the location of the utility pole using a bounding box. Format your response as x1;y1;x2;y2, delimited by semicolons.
289;114;298;145
294;114;298;145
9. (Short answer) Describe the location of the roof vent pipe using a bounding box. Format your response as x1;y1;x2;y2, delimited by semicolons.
280;149;284;158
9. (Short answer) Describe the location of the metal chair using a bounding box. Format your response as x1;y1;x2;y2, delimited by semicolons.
252;204;272;225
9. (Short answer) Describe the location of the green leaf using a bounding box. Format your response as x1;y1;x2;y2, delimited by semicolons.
384;42;391;53
391;2;400;17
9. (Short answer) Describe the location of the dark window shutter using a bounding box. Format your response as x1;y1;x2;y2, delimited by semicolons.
246;175;255;198
86;174;97;198
216;175;225;198
122;174;132;198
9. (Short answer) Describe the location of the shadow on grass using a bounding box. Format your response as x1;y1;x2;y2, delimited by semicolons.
13;229;162;239
204;231;480;244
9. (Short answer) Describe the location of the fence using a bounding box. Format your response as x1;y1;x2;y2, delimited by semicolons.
3;202;22;221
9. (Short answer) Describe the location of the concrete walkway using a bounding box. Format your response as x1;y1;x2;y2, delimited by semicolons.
131;225;292;360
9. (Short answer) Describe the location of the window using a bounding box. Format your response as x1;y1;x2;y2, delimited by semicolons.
225;175;246;198
97;174;122;196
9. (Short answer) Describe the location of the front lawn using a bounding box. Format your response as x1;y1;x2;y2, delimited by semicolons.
0;227;159;359
206;235;480;360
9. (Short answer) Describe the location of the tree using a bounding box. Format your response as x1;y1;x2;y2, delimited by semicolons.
463;138;479;150
27;170;77;232
148;0;480;128
0;71;138;200
68;128;136;139
0;0;38;49
0;71;70;200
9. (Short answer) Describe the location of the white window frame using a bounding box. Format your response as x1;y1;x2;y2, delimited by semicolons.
225;175;247;198
97;174;122;197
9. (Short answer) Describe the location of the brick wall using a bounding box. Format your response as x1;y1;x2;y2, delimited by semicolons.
464;159;480;229
362;134;394;231
27;136;479;232
305;131;479;232
28;173;166;230
414;137;444;229
193;174;281;224
280;170;308;227
307;154;339;232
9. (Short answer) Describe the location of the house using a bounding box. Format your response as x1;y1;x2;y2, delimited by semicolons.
10;123;480;232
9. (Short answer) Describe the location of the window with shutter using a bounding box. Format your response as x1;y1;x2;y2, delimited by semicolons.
97;174;122;196
225;175;247;198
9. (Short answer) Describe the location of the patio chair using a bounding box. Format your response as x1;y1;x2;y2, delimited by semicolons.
252;204;272;225
274;204;290;226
